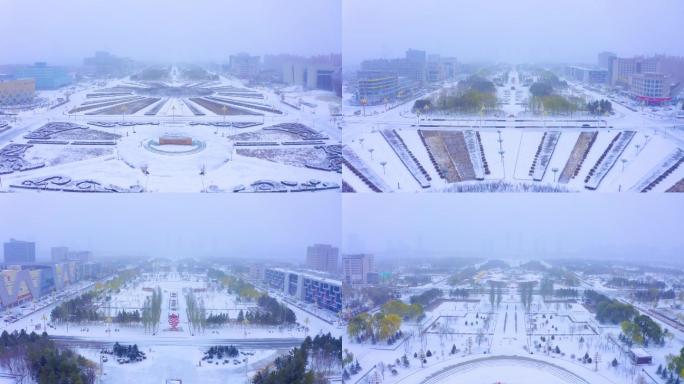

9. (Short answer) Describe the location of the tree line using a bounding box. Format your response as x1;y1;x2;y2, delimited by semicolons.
208;269;262;301
235;295;297;326
409;288;442;308
252;334;341;384
141;286;162;333
114;309;141;324
0;330;96;384
584;291;665;347
518;281;536;312
51;291;100;323
412;75;497;114
185;290;207;333
584;290;637;324
347;299;423;344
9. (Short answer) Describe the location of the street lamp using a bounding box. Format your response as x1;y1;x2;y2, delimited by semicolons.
480;104;485;129
551;167;559;183
380;161;387;175
368;148;374;160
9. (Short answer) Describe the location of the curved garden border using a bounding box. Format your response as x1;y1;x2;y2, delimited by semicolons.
143;138;206;156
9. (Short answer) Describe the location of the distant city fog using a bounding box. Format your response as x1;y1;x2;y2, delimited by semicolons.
343;0;684;66
342;194;684;262
0;0;341;64
0;193;340;260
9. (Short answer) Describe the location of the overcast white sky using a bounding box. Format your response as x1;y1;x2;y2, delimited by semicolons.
0;0;341;65
0;194;340;262
343;194;684;263
343;0;684;66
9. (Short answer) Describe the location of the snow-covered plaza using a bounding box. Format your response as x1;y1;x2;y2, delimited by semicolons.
342;70;684;193
1;269;341;383
0;68;342;193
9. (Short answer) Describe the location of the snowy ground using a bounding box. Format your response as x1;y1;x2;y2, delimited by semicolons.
78;346;281;384
0;72;341;193
345;292;684;384
341;70;684;193
0;272;332;384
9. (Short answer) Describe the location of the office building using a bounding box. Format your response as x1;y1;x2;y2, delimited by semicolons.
78;262;102;280
342;253;374;286
83;51;133;78
355;71;399;106
277;54;342;94
3;239;36;264
301;273;342;313
306;244;339;274
630;72;671;104
228;53;261;79
565;66;608;84
598;52;617;69
264;268;286;291
14;62;71;90
425;56;459;83
609;56;659;86
361;49;428;84
263;268;342;313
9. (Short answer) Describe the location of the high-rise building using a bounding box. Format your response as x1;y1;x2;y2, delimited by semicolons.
228;53;261;79
609;56;659;86
342;253;374;286
51;246;69;262
604;54;683;104
406;49;426;62
0;79;35;106
598;52;617;69
83;51;133;78
78;262;102;280
306;244;339;274
14;62;71;90
360;49;430;84
653;55;684;84
3;239;36;264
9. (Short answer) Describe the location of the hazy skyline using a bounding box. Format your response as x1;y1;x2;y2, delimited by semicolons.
0;0;341;65
343;195;684;263
0;194;340;261
343;0;684;66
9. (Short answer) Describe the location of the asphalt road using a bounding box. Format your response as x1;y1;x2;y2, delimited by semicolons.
51;335;304;350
